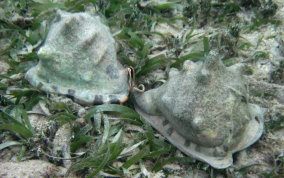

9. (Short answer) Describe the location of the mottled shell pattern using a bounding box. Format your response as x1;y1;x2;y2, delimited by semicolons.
134;51;264;169
26;10;129;105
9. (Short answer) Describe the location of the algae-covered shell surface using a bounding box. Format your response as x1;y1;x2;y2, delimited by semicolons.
134;51;264;169
26;10;129;105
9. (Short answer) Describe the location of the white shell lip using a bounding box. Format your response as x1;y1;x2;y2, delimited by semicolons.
134;103;264;169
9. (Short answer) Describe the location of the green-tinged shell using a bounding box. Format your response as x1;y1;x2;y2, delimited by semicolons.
26;10;129;105
134;50;264;169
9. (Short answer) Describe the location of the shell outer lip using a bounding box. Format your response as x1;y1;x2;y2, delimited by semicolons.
134;103;264;169
25;67;129;105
